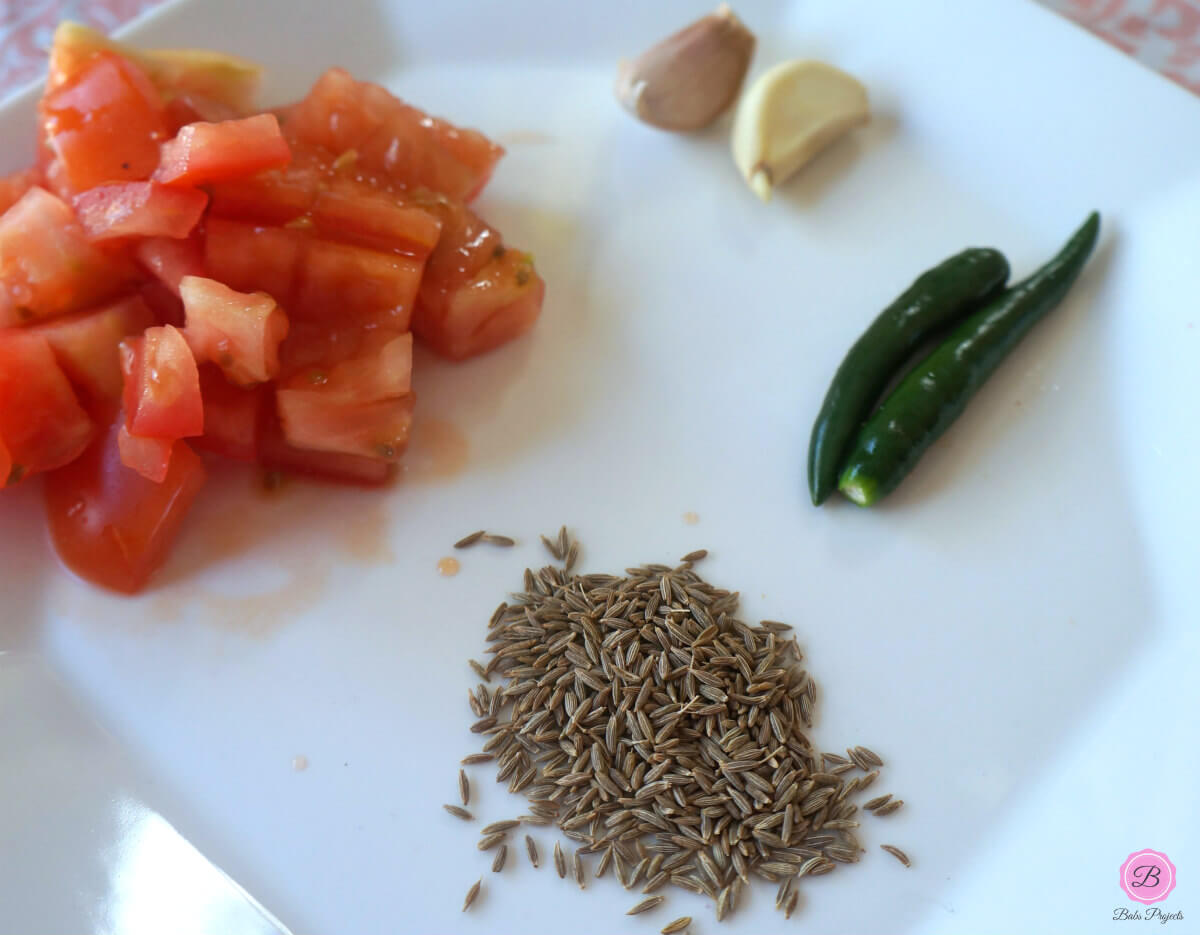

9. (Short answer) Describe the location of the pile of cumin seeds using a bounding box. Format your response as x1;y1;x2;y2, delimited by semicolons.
459;529;907;922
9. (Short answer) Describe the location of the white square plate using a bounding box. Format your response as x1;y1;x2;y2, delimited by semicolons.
1;0;1198;932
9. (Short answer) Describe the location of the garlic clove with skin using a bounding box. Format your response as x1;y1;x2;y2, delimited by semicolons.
615;4;756;132
731;60;870;202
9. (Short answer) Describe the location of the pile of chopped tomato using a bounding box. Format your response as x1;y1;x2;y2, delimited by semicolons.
0;24;544;593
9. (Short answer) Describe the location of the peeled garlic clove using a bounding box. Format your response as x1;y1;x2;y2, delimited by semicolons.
615;4;755;132
731;60;869;202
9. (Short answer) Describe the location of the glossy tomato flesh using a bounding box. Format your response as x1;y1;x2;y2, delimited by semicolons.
0;331;95;487
180;275;288;385
120;325;203;439
45;416;206;592
74;182;208;240
155;113;291;186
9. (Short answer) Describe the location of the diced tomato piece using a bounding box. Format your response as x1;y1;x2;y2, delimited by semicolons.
294;238;423;329
259;419;393;486
0;187;136;326
309;185;441;257
179;275;289;386
44;415;206;593
204;217;304;302
155;114;290;186
120;325;203;439
286;68;503;201
0;168;38;216
0;331;94;486
134;235;205;295
275;389;413;460
27;295;155;402
194;365;265;461
206;145;442;259
205;147;326;225
118;422;173;482
0;436;10;488
74;182;207;241
414;231;543;360
280;330;411;400
40;51;167;191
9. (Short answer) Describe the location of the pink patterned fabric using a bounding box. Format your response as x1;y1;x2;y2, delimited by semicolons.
1052;0;1200;94
2;0;1200;99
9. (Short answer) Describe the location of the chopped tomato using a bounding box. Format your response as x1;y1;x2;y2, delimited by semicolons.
44;415;206;593
0;331;95;486
120;325;203;439
27;295;155;402
294;238;424;330
0;168;38;215
118;422;173;482
259;419;393;486
134;235;205;295
154;113;290;186
74;182;208;241
194;365;265;461
179;275;288;385
413;205;543;359
310;185;442;257
0;186;136;326
279;330;411;401
203;218;304;303
206;145;442;258
275;390;413;460
285;68;503;202
40;51;167;191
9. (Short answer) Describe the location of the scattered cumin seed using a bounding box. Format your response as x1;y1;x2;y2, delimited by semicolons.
864;794;892;811
784;889;799;918
482;534;516;547
459;769;470;806
492;844;508;872
881;844;910;867
661;917;692;934
573;850;586;888
461;753;494;766
478;832;507;850
468;659;489;681
526;835;540;868
443;804;473;821
627;895;665;915
873;798;904;816
454;530;485;549
554;841;567;878
680;549;708;563
462;877;481;911
481;820;521;835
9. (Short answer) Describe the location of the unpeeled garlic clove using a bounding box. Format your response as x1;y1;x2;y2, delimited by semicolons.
615;4;756;132
731;60;870;202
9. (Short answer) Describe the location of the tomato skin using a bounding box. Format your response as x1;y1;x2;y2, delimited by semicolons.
134;235;205;295
117;422;173;482
74;182;208;241
0;186;136;326
40;51;168;191
44;416;206;593
155;114;291;186
179;275;289;386
286;68;503;202
193;365;265;461
27;295;155;402
0;331;95;486
120;325;203;439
